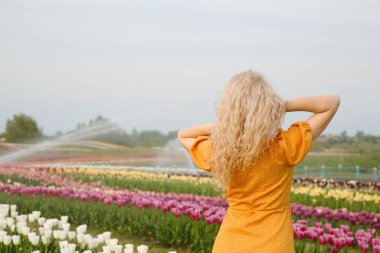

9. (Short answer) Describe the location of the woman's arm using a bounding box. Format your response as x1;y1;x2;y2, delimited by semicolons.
285;95;340;140
177;123;216;151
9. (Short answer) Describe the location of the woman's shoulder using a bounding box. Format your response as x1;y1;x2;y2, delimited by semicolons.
275;121;313;165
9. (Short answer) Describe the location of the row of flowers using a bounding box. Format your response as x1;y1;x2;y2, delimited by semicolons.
0;166;221;197
3;166;380;198
0;182;379;230
291;185;380;204
36;165;380;191
0;204;177;253
293;177;380;191
1;165;380;214
4;165;380;191
292;220;380;253
293;220;380;253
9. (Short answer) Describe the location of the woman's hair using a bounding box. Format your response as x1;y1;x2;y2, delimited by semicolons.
208;69;285;192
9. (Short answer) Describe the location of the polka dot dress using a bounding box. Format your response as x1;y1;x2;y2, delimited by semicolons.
189;121;313;253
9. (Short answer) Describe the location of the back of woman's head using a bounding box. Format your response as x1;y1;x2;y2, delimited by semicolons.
209;69;285;191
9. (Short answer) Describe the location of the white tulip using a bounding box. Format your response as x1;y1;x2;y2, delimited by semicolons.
3;235;11;245
44;229;52;239
105;238;118;247
6;217;14;226
68;243;77;251
16;221;27;234
80;241;87;249
61;216;69;223
0;204;9;216
9;224;15;232
43;221;52;230
21;226;31;235
103;231;111;240
59;240;69;248
62;223;70;231
38;217;46;226
0;220;7;229
28;232;40;246
53;229;61;239
84;234;93;245
39;227;45;235
52;218;59;227
61;230;68;240
28;213;36;223
97;234;105;244
10;211;18;217
0;231;5;243
31;251;40;253
32;211;41;219
58;220;63;229
11;235;20;245
68;231;76;240
10;205;17;212
124;244;134;253
102;246;111;253
137;245;148;253
76;224;87;234
88;238;99;249
16;215;27;222
31;235;40;246
41;235;51;245
115;245;123;253
77;233;85;244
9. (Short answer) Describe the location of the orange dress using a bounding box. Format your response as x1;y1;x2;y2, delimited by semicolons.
189;121;313;253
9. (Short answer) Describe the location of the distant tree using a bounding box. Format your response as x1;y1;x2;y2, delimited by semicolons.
4;113;43;143
139;130;164;147
167;130;177;140
76;115;110;130
132;127;138;137
338;130;348;143
355;131;365;138
89;115;109;125
75;123;86;130
55;130;63;137
72;117;183;147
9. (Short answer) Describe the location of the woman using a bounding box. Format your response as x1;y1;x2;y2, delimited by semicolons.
177;69;340;253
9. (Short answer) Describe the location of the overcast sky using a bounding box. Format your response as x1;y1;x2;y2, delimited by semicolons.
0;0;379;136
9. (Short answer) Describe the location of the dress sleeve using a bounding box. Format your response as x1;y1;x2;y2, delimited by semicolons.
189;135;212;172
278;121;313;166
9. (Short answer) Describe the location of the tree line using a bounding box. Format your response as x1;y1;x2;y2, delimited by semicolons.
0;113;177;147
0;113;378;148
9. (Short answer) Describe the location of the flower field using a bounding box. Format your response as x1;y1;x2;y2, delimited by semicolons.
0;164;379;252
0;204;159;253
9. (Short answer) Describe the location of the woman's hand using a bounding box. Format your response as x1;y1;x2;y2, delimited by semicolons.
285;95;340;140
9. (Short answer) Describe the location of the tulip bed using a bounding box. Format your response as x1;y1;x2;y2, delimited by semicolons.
0;204;176;253
1;166;379;213
290;186;380;213
0;165;379;252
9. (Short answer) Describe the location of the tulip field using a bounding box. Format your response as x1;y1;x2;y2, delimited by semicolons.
0;203;157;253
0;164;379;252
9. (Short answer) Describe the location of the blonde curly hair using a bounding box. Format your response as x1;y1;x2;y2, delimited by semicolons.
208;69;285;192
